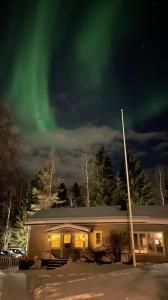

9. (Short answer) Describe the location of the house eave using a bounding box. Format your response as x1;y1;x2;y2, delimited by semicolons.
45;223;91;233
25;216;168;226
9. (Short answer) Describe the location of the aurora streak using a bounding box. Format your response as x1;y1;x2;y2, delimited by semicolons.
7;0;59;133
0;0;167;134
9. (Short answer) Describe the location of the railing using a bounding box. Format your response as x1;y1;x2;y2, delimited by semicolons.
0;256;22;268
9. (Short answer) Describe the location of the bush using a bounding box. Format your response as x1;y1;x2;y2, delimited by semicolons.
92;248;106;264
19;257;34;270
106;230;129;262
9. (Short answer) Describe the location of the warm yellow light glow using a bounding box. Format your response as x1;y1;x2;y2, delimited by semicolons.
157;233;162;239
64;234;71;244
51;234;61;248
74;233;88;248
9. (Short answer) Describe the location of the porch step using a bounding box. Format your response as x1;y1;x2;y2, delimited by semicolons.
46;259;68;270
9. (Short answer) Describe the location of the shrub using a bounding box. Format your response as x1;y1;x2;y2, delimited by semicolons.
106;230;129;262
93;248;106;264
19;257;34;270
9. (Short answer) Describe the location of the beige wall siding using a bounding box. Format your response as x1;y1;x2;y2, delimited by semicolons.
28;224;49;259
28;222;168;259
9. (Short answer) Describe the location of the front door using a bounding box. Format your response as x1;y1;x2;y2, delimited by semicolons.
62;233;72;258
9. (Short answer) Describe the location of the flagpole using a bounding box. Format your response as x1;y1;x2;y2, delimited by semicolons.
121;109;136;267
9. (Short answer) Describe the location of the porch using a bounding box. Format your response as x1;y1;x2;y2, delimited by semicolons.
44;224;91;260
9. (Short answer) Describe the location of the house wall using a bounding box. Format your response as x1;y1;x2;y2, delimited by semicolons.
28;222;168;261
91;223;168;251
91;223;168;262
28;224;50;259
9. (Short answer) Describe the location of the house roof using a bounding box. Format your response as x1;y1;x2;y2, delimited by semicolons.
45;224;91;233
25;206;168;225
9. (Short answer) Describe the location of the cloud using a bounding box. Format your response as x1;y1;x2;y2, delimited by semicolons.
153;142;168;152
20;125;168;184
127;130;167;144
27;126;121;150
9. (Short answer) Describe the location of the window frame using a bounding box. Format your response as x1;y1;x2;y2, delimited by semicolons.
51;233;61;249
74;233;88;249
134;231;166;256
93;231;103;248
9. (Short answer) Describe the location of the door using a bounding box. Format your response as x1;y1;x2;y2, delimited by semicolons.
62;233;72;258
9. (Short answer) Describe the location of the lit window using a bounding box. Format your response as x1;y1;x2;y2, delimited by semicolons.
64;234;71;244
94;231;102;247
134;232;164;255
74;233;88;248
51;234;61;248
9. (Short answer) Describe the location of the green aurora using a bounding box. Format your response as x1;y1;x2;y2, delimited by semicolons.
0;0;167;134
7;0;59;133
74;1;122;89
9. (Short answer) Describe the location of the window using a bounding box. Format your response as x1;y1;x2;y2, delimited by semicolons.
94;231;102;247
134;232;164;255
64;234;71;244
51;234;61;248
74;233;88;248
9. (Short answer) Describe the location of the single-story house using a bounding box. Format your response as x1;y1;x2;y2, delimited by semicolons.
25;206;168;263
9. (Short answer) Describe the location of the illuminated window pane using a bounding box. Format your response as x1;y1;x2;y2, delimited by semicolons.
134;233;139;253
74;233;88;248
51;234;60;248
64;234;71;244
85;234;88;247
139;233;147;253
147;233;155;253
154;233;163;253
134;232;164;254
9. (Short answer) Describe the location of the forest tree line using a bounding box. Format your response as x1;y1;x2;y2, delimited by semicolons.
0;105;168;248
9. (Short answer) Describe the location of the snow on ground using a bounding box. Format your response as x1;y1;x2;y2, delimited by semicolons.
0;270;6;300
1;261;168;300
1;267;29;300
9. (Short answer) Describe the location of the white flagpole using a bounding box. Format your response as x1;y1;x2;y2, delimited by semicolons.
121;109;136;267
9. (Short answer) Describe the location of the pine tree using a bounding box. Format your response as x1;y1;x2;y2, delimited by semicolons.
30;166;58;210
10;219;28;249
90;146;115;206
113;174;127;208
120;152;153;205
69;182;84;207
54;182;69;207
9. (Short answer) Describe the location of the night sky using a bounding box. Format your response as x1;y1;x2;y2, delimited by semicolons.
0;0;167;183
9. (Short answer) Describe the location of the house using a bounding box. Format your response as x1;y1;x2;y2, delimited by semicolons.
25;206;168;263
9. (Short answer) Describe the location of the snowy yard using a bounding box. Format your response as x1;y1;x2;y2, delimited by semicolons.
1;261;168;300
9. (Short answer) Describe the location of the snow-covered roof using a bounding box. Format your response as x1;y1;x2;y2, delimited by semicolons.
26;206;168;225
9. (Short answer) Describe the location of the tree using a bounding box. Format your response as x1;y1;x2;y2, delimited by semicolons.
28;151;68;210
68;182;84;207
120;152;153;205
113;174;127;209
54;182;69;207
90;146;115;206
106;230;129;262
10;219;28;249
0;105;25;247
80;152;93;206
30;166;58;210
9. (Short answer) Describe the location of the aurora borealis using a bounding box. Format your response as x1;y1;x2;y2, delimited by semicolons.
5;0;59;132
0;0;167;176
